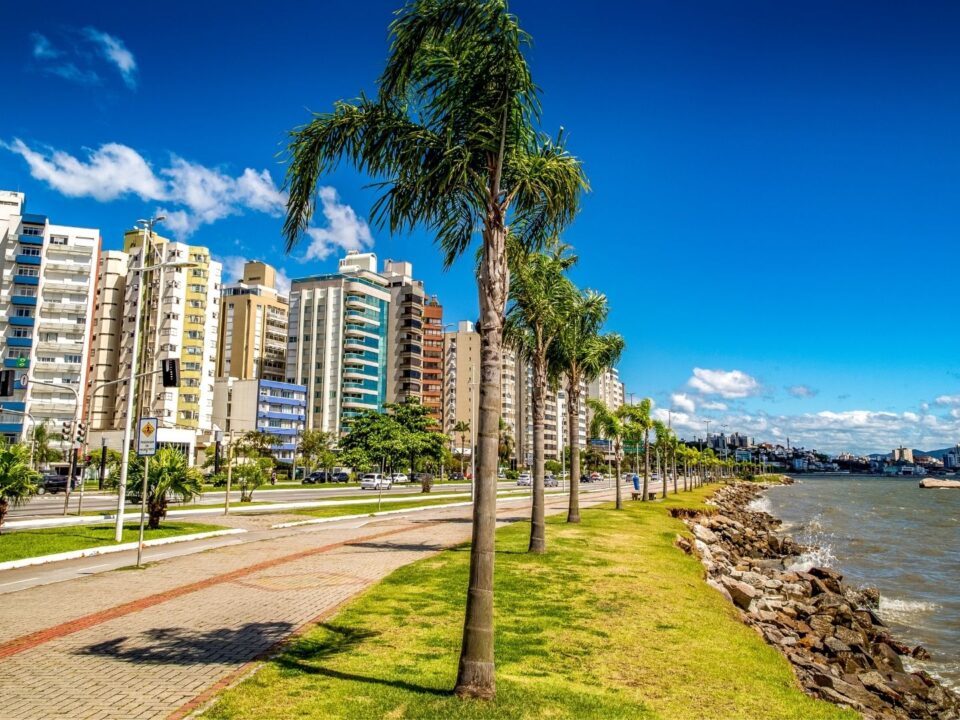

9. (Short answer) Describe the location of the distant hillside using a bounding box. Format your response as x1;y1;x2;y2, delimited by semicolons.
866;448;954;460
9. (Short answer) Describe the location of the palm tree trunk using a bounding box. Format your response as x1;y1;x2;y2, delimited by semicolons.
147;498;165;530
566;375;582;523
528;353;547;553
672;450;678;495
642;429;650;501
614;440;622;510
455;221;507;700
661;451;667;499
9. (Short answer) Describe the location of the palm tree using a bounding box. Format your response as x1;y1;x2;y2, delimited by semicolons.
587;399;626;510
452;420;470;475
652;420;669;499
497;418;514;471
549;288;624;523
280;1;587;698
31;421;61;470
128;448;203;529
0;442;40;531
504;245;576;552
622;398;654;501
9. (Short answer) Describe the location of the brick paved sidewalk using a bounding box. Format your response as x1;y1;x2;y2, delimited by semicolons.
0;489;614;720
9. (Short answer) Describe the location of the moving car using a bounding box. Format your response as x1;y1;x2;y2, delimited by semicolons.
544;474;559;488
516;472;532;486
360;473;392;490
36;474;75;495
302;471;329;484
390;473;409;483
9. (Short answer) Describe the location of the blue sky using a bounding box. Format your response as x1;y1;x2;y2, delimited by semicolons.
3;0;960;453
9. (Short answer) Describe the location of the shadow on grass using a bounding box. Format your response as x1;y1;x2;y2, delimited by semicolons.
77;622;294;664
277;623;449;697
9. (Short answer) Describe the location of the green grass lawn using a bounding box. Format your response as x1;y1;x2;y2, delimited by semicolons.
201;488;855;720
0;522;225;563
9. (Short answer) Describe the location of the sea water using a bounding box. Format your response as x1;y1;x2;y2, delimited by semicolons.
762;475;960;690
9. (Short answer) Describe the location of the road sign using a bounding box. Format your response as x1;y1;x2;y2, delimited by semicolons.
15;357;27;368
137;417;158;457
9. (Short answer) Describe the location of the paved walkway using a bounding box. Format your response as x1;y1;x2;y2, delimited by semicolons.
0;488;616;720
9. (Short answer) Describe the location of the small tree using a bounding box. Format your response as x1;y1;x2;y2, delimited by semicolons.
299;429;337;474
31;421;61;470
234;457;273;502
587;399;625;510
0;442;40;531
89;447;123;490
452;421;470;475
127;448;203;529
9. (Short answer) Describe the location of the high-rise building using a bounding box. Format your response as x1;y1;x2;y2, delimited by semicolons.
421;297;444;424
286;251;390;435
86;251;129;431
381;259;426;405
587;367;625;412
0;190;99;447
442;321;481;449
95;230;221;458
217;261;288;382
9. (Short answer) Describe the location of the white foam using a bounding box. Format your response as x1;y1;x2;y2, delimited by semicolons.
747;495;772;514
878;597;940;623
788;544;838;572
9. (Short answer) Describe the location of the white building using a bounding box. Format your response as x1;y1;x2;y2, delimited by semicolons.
0;191;98;448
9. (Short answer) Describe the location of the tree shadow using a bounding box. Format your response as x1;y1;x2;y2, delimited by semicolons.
346;541;446;553
277;623;449;697
76;622;294;665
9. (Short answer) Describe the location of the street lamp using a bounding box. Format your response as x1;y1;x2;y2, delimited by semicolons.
114;215;198;541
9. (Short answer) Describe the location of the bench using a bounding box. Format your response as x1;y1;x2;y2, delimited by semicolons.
631;491;657;501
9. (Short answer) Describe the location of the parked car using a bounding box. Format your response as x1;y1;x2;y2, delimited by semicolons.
412;472;433;483
450;472;465;480
330;471;350;483
517;472;532;486
544;474;559;488
360;473;392;490
589;471;602;482
303;471;328;484
390;473;409;483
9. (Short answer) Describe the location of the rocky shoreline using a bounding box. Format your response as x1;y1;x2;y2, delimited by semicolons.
676;481;960;719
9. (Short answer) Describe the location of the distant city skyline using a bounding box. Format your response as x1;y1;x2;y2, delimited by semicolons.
3;0;959;454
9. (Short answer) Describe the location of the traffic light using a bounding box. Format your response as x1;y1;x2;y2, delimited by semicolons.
76;422;86;445
0;370;14;397
61;422;71;441
161;358;180;388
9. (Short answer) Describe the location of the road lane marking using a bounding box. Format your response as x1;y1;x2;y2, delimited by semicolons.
0;577;39;588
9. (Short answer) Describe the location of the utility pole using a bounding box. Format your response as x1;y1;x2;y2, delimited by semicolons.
224;429;234;515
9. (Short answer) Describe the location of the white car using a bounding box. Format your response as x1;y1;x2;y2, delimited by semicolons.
360;473;392;490
517;473;532;486
390;473;409;483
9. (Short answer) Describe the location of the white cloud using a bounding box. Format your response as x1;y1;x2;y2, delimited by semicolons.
786;384;818;399
31;33;60;59
935;394;960;406
274;268;292;295
83;28;137;88
687;368;761;399
701;400;728;411
4;138;297;239
303;187;375;260
3;139;164;201
670;393;696;413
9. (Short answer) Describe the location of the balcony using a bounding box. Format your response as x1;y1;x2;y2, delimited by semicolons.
9;316;35;327
343;367;378;381
46;242;90;256
17;234;44;246
342;398;378;410
42;277;88;292
13;275;39;286
16;255;41;266
11;296;37;307
3;358;29;369
6;337;32;348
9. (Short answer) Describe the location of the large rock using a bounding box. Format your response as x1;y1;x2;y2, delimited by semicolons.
692;524;719;544
721;576;759;610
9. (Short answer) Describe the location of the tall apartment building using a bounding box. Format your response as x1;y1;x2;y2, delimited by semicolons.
442;321;518;464
381;259;426;405
286;251;390;435
587;367;625;412
421;297;444;424
87;251;129;431
217;261;288;382
91;230;221;459
0;191;98;446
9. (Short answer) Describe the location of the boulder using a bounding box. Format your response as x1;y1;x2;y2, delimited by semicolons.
720;576;759;610
692;524;719;544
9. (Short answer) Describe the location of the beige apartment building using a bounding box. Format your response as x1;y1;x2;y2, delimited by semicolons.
216;261;288;382
381;259;427;406
86;250;129;430
87;229;221;461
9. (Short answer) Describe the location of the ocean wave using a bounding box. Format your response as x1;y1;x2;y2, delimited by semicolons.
788;544;838;572
747;495;771;514
878;597;941;623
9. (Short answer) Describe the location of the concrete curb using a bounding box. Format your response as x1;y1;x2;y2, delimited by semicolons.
0;528;247;572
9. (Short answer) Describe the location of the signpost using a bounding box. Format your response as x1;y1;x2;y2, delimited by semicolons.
136;418;158;567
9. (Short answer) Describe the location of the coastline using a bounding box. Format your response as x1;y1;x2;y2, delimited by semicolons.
680;480;960;720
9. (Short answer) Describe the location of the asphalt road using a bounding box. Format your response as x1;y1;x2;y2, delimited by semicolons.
7;480;524;519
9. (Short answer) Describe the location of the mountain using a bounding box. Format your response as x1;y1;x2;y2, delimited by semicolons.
913;447;955;460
